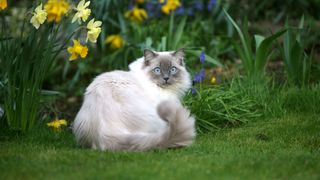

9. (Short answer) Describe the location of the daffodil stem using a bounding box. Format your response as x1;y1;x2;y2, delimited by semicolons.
50;29;78;62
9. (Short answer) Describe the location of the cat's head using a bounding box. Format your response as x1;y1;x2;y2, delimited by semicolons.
142;49;191;93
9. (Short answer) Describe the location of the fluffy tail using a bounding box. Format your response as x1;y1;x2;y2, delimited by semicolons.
110;101;196;151
73;91;103;149
157;100;196;148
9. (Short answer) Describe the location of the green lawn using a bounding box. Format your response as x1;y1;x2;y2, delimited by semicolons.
1;113;319;180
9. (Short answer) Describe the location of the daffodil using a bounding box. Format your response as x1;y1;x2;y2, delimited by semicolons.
211;76;217;84
159;0;165;3
161;0;181;14
105;34;124;49
45;0;70;22
30;4;47;29
67;39;88;61
161;5;171;15
0;0;7;10
47;118;67;131
86;18;102;43
125;6;148;23
72;0;91;24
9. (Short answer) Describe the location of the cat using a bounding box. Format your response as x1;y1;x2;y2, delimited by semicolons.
73;49;196;151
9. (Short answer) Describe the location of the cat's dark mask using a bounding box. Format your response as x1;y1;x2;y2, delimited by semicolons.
143;49;186;87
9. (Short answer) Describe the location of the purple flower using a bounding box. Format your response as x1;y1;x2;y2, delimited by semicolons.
174;6;185;15
146;2;154;11
200;51;205;64
146;2;162;18
194;1;204;11
188;8;194;16
128;1;134;10
146;2;156;17
191;87;197;95
194;69;205;83
207;0;216;11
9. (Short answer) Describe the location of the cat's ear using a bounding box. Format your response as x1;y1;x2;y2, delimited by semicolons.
171;48;185;66
144;49;158;65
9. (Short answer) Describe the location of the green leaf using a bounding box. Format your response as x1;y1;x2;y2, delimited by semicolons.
290;40;304;79
255;29;287;74
161;36;167;51
118;12;127;34
242;17;254;66
232;41;248;70
172;16;187;49
41;90;63;96
168;13;174;47
224;9;253;74
145;37;153;49
297;15;305;43
283;24;292;73
254;35;265;52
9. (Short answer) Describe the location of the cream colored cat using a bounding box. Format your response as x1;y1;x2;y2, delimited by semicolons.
73;49;196;151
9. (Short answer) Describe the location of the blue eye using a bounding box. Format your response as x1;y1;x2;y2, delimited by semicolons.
153;67;161;74
170;67;177;74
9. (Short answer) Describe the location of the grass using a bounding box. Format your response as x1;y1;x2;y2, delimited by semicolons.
1;112;319;179
184;86;263;132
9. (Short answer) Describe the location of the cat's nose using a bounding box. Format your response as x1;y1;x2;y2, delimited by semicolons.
163;77;169;81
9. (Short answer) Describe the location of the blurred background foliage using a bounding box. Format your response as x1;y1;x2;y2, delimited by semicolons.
1;0;320;132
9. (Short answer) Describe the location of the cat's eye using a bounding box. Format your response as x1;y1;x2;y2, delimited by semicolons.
170;67;177;74
153;67;161;74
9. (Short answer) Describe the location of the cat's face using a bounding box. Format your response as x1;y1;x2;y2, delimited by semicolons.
143;49;188;88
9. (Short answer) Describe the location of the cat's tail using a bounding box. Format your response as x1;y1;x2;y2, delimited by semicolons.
110;100;196;151
156;100;196;148
73;91;103;149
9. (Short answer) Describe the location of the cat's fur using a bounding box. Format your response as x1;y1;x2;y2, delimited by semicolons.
73;49;196;151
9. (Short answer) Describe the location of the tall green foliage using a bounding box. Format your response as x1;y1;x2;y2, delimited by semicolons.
281;16;312;87
0;20;71;131
224;10;286;80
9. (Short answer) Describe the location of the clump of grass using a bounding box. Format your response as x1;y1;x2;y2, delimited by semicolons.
282;84;320;114
184;86;263;133
229;77;285;118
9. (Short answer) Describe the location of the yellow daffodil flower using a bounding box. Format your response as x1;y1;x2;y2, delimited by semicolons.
211;76;217;84
47;118;67;131
161;0;181;14
105;34;124;49
30;4;47;29
86;18;102;43
0;0;7;10
161;5;171;14
67;39;88;61
159;0;165;3
72;0;91;24
45;0;70;22
135;0;145;4
125;6;148;23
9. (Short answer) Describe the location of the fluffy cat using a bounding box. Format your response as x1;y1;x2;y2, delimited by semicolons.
73;49;196;151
